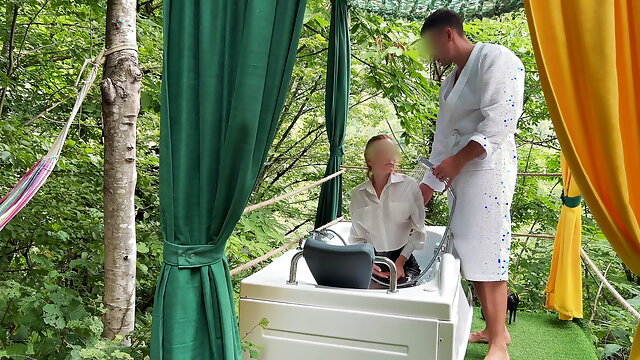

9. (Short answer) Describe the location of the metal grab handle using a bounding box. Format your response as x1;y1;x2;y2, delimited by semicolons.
373;256;398;294
286;250;398;294
287;250;304;285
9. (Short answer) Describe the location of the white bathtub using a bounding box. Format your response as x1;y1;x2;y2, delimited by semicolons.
239;223;473;360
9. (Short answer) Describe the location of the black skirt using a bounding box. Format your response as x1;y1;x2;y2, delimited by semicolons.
373;246;421;285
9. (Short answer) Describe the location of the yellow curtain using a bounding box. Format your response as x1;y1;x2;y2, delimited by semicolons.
525;0;640;357
545;153;583;321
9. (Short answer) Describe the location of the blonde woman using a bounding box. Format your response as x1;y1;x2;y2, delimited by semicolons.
349;135;426;284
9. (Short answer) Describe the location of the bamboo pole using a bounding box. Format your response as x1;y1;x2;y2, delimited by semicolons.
512;233;555;239
243;169;345;214
511;233;640;320
340;165;561;177
581;248;640;320
230;216;344;276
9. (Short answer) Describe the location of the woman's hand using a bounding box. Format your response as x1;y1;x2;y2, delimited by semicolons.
395;256;407;280
372;264;389;278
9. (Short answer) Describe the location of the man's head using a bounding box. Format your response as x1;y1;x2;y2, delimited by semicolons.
420;9;466;66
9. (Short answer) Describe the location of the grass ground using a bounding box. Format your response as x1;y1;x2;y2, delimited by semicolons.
465;311;597;360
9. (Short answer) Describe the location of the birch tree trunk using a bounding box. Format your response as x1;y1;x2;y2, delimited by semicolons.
101;0;141;343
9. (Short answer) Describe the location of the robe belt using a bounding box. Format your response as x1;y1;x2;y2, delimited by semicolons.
163;241;225;268
561;192;582;208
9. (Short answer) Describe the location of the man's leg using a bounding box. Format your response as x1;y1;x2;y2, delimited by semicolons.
470;282;511;344
469;283;488;342
478;281;509;360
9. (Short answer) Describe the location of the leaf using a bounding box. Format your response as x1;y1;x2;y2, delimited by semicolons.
627;295;640;307
0;151;13;163
602;344;623;357
303;10;316;25
403;50;420;62
5;343;27;356
68;300;89;321
141;92;152;110
315;16;330;27
43;303;66;329
137;242;149;254
387;46;403;56
37;337;62;356
259;317;269;328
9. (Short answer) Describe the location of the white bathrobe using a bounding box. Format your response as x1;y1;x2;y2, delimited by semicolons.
422;42;525;281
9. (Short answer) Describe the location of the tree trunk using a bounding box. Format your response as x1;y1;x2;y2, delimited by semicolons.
101;0;140;344
0;3;19;117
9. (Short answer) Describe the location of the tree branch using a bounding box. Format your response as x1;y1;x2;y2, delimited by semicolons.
297;47;328;59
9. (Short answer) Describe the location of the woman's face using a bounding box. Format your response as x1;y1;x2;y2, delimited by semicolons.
366;139;399;174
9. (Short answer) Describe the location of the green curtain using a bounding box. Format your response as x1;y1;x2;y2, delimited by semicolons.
315;0;351;228
151;1;307;359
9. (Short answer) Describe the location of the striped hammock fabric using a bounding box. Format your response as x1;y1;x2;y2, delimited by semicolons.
0;49;108;232
0;158;58;230
0;135;67;231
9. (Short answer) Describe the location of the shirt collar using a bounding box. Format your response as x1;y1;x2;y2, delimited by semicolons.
360;173;405;195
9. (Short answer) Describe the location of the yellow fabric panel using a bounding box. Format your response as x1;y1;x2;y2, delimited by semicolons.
545;154;583;320
525;0;640;357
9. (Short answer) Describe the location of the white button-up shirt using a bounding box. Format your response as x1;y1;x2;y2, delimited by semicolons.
349;173;426;259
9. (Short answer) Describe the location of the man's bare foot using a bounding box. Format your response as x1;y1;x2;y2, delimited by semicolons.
469;329;511;345
484;344;509;360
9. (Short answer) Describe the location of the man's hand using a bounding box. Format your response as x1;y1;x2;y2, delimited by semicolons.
432;155;464;189
432;140;487;189
395;256;407;280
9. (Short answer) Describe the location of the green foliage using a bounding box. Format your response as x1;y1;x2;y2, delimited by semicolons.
0;1;636;359
241;318;269;359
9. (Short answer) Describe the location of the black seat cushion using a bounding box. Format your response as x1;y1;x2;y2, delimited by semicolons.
303;238;374;289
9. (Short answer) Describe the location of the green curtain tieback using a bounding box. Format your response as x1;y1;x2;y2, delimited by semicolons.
163;241;225;268
329;146;344;157
561;192;582;208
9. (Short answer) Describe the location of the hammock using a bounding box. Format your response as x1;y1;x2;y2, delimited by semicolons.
0;44;136;231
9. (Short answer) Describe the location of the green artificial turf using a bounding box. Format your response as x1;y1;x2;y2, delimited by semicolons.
465;311;597;360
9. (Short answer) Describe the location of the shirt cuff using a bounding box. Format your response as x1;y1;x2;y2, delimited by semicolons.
422;171;446;192
400;242;416;259
468;133;492;160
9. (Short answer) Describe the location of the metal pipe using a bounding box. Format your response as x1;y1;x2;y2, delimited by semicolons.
324;228;348;245
373;256;398;293
286;250;305;285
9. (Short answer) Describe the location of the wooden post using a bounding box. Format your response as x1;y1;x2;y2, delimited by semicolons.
101;0;141;343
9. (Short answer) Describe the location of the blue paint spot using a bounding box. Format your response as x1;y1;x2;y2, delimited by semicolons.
498;259;501;263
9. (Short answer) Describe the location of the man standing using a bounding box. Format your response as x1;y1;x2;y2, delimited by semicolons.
419;9;524;360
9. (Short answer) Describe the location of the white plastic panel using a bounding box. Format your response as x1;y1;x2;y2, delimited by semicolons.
240;298;441;360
